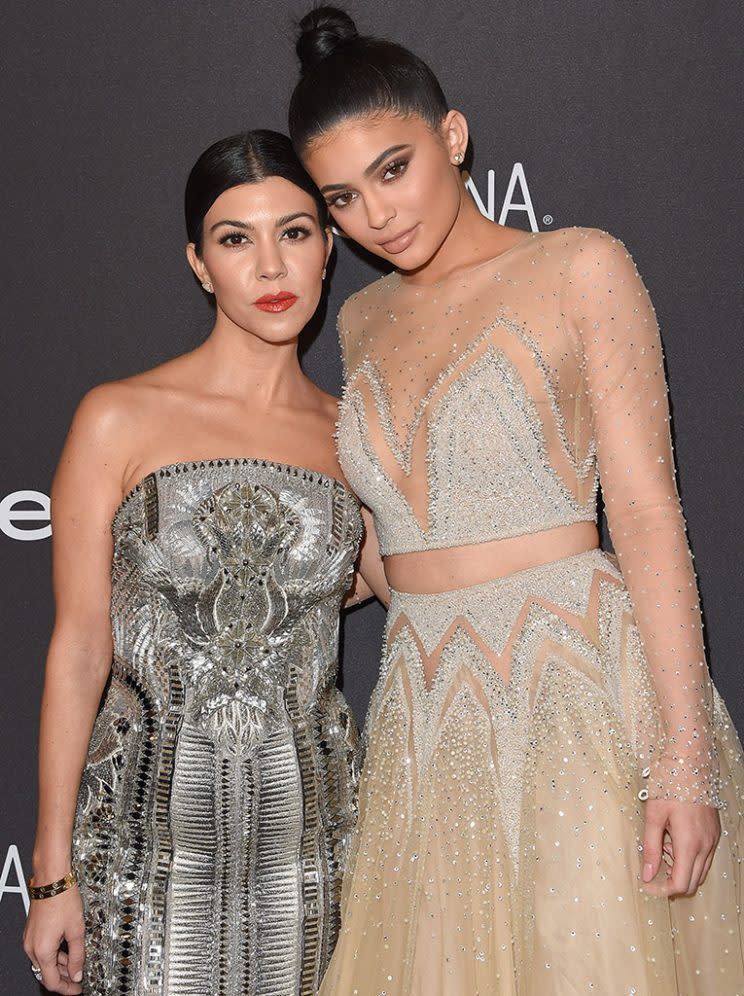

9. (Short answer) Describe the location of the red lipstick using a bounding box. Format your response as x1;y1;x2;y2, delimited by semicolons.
254;292;298;313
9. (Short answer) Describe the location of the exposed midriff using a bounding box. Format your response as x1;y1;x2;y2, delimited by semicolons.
384;521;600;595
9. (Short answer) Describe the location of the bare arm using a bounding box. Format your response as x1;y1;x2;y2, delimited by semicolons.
345;505;390;609
23;386;130;994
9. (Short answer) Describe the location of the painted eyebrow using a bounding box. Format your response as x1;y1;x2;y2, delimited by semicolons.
275;211;316;227
319;144;412;194
209;211;316;234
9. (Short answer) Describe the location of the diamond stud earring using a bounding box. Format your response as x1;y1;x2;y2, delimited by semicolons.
202;281;213;293
453;152;464;165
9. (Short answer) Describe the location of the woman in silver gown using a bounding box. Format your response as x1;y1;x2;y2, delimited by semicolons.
23;129;386;995
289;9;744;994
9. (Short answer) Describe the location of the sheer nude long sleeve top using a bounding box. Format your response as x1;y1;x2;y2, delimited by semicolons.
336;227;721;807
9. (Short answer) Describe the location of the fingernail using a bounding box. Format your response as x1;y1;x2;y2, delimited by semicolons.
73;971;83;982
643;862;654;882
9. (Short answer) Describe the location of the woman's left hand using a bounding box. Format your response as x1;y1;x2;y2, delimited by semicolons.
641;798;721;897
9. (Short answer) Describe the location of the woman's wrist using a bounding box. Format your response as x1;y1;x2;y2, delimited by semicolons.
32;845;73;882
646;752;722;809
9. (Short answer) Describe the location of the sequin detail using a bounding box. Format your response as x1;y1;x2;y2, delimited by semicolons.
324;228;744;994
336;228;722;805
321;551;744;995
73;458;362;995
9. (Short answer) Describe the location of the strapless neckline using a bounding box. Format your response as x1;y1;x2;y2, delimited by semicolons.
113;456;358;526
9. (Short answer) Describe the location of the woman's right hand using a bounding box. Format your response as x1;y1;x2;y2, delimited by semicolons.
23;886;85;994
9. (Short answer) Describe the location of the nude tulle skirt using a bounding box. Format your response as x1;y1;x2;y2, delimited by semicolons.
320;550;744;995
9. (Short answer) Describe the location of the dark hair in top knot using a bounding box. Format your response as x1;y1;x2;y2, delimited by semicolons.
289;6;448;154
296;6;359;76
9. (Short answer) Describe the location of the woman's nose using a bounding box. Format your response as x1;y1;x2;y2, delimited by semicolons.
365;191;396;231
256;242;288;281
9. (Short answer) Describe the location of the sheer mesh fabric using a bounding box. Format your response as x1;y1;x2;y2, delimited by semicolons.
337;227;718;807
323;226;744;994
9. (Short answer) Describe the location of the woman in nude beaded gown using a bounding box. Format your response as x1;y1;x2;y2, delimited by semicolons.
288;9;744;994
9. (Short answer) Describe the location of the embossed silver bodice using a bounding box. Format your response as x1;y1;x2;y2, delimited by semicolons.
73;457;362;996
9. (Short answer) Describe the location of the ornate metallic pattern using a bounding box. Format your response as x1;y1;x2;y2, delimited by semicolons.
72;458;362;995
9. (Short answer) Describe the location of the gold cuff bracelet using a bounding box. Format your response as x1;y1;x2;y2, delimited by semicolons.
28;870;77;900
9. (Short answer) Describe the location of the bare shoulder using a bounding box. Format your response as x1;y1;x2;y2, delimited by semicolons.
288;380;347;481
73;353;193;440
304;382;341;424
115;352;196;403
299;381;343;440
64;355;190;479
70;379;144;446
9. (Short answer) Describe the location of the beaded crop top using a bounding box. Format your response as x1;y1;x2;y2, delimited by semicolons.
336;226;720;806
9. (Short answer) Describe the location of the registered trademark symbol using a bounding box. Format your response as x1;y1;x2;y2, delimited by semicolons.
543;214;554;225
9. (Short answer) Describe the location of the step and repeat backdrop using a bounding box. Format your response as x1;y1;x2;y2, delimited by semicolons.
1;1;741;989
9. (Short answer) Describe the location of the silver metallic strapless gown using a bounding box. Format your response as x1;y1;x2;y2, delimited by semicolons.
72;458;362;996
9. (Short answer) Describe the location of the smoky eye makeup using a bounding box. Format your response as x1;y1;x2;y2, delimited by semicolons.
326;152;413;209
327;191;355;210
381;157;409;182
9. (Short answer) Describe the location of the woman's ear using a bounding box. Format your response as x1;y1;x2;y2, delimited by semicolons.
442;109;469;165
186;243;213;293
324;227;334;270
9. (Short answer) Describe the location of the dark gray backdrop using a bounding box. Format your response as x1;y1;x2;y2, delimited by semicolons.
1;1;742;990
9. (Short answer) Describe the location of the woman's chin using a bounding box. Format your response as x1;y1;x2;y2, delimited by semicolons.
380;242;438;273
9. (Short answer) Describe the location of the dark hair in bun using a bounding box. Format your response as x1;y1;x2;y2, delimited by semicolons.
185;130;328;255
295;6;359;75
289;6;448;153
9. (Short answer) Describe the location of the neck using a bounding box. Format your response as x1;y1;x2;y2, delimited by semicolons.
402;179;514;285
193;310;305;406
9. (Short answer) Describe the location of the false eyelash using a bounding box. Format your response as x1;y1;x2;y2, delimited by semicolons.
327;193;354;209
382;158;409;179
218;231;249;245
